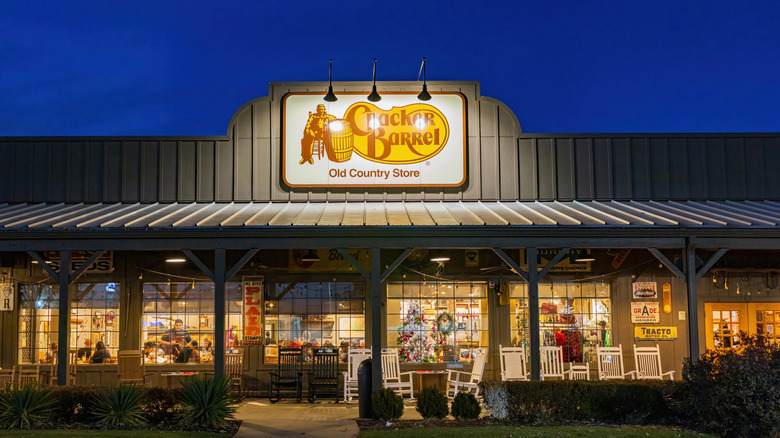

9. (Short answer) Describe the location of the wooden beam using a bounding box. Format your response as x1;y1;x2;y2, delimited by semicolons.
183;250;215;281
491;248;528;281
648;248;684;280
380;248;414;284
69;250;105;283
538;247;571;280
337;248;370;280
226;248;260;281
695;249;728;282
26;251;59;282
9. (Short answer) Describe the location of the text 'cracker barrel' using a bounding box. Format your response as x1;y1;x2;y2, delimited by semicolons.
326;120;354;163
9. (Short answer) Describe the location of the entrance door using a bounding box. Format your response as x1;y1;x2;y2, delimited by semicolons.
704;302;780;348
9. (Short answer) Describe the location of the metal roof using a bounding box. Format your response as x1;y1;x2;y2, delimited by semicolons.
0;200;778;230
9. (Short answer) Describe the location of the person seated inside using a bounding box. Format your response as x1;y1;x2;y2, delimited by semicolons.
175;340;200;363
45;342;58;363
91;341;111;363
188;340;200;363
77;338;93;362
160;319;191;357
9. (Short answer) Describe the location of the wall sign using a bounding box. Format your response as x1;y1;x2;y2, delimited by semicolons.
282;92;466;187
242;277;264;346
0;282;13;311
519;248;592;272
631;301;660;323
288;249;371;273
43;251;114;273
634;326;677;341
632;281;657;299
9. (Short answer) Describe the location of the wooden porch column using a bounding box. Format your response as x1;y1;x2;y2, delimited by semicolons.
370;247;382;392
57;250;70;386
214;248;226;377
527;248;540;381
685;240;699;363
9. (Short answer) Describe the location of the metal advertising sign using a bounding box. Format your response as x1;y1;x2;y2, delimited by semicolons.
631;301;661;323
632;281;658;299
288;249;371;273
242;277;264;346
519;248;592;272
0;282;13;311
634;326;677;341
43;251;114;273
282;92;466;187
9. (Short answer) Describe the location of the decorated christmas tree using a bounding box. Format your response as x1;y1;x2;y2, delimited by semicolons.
396;301;441;363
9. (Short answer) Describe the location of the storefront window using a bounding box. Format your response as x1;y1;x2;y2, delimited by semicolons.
142;282;242;364
72;283;120;363
510;282;611;364
264;282;365;363
712;309;740;348
387;282;488;363
18;282;120;365
18;284;58;364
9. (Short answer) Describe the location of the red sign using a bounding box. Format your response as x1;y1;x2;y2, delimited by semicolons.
242;278;264;346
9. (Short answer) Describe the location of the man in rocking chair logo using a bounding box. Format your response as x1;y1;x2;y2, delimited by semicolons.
300;104;336;165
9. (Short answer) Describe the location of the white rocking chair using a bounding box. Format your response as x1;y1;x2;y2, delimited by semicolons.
343;348;371;403
446;349;486;398
540;346;565;380
499;345;529;381
597;344;636;380
380;349;414;399
633;344;675;380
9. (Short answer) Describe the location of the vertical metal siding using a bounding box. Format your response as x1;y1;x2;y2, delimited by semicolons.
724;138;747;199
649;138;670;199
86;141;105;202
705;138;727;199
13;142;32;202
611;138;631;200
668;138;689;200
574;138;594;199
592;138;612;199
763;137;780;199
197;141;215;202
105;141;123;202
160;141;178;202
686;138;708;199
32;142;50;202
744;137;765;199
50;141;68;202
67;141;86;202
555;138;574;200
141;141;159;203
179;141;197;202
536;138;556;200
122;141;141;202
630;138;650;199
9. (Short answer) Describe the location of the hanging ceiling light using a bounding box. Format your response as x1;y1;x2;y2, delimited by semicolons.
367;58;381;102
323;58;337;102
301;249;320;262
166;256;186;263
417;57;431;101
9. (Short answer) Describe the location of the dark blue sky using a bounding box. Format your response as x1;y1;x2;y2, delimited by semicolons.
2;1;779;136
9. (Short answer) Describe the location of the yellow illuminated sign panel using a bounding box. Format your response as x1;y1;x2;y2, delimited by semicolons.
634;326;677;341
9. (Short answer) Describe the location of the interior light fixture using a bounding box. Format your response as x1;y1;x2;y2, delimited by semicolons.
417;57;431;101
166;257;186;263
323;58;337;102
300;249;320;262
575;256;596;262
367;58;381;102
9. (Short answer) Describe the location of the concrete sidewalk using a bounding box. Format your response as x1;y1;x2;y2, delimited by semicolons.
233;398;422;437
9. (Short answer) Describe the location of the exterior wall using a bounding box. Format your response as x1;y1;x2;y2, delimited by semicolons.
3;81;779;204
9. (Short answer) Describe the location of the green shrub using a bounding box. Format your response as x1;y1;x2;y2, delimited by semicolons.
371;388;404;421
142;387;181;425
93;383;147;428
502;380;670;425
0;383;57;429
50;386;100;424
415;387;448;419
481;381;508;420
671;332;780;438
176;375;237;430
451;392;481;420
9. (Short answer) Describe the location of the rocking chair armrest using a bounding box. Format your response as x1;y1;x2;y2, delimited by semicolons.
661;371;675;380
625;371;637;379
447;370;476;381
399;371;413;380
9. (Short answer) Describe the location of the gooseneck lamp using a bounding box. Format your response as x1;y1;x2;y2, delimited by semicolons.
323;59;337;102
417;57;431;101
367;58;381;102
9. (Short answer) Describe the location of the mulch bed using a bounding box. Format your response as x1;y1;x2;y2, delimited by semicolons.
357;418;503;431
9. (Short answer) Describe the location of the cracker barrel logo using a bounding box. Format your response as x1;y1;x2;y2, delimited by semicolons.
283;92;466;187
299;102;449;166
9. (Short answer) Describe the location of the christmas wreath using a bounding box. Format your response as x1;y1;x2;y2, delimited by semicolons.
436;312;456;334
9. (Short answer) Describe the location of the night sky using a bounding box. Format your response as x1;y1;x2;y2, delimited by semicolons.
2;1;779;136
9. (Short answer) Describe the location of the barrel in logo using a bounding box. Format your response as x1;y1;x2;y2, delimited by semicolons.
326;119;354;163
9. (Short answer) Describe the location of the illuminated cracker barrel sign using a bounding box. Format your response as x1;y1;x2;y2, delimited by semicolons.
282;92;466;187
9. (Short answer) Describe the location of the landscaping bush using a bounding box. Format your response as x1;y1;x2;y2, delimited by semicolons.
176;375;237;430
0;383;57;429
415;387;449;419
450;392;481;420
142;386;182;425
501;380;670;425
670;332;780;438
481;380;509;420
371;388;404;422
92;383;147;428
50;385;101;425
